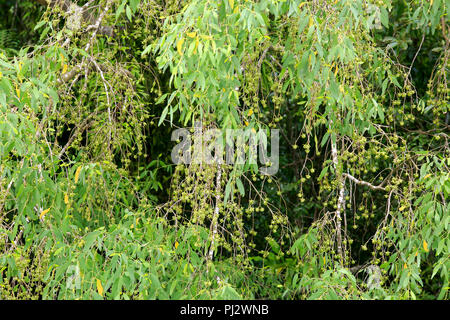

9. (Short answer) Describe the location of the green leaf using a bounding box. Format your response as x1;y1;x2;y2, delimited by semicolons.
129;0;140;12
158;106;169;126
236;177;244;196
126;5;132;21
34;20;46;31
380;7;389;28
116;0;127;20
220;286;241;300
224;179;232;205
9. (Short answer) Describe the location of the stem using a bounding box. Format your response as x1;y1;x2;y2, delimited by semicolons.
208;164;222;262
330;128;345;263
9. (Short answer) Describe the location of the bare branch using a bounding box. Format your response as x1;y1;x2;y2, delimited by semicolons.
343;173;387;191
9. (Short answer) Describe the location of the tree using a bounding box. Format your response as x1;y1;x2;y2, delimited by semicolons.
0;0;448;300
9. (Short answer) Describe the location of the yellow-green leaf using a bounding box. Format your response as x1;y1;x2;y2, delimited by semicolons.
423;240;429;252
96;279;104;297
74;166;82;184
177;38;185;55
194;37;199;54
298;2;307;9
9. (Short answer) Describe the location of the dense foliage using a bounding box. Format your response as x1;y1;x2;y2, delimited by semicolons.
0;0;448;300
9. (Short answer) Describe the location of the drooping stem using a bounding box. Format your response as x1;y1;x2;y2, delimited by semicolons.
342;173;386;191
332;142;345;262
208;164;222;263
329;118;345;263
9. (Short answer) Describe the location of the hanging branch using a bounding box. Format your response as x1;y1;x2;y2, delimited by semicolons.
57;116;93;159
208;164;222;263
34;0;114;37
57;63;84;85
